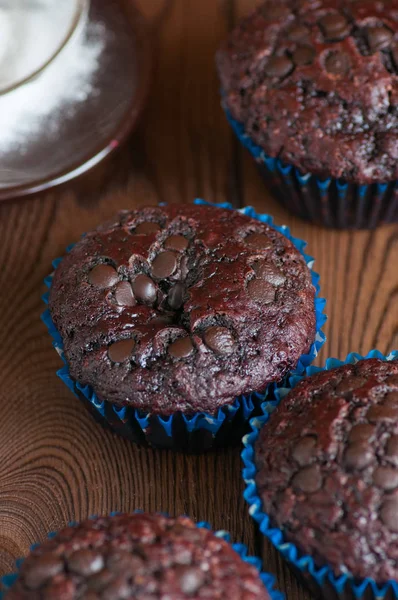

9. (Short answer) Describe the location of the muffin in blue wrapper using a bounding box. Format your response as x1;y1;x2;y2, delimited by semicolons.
242;349;398;600
42;199;326;453
217;1;398;229
224;110;398;230
0;512;284;599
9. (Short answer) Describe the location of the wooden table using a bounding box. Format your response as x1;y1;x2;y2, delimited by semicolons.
0;1;396;598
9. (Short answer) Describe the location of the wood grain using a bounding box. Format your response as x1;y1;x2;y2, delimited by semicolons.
0;2;396;600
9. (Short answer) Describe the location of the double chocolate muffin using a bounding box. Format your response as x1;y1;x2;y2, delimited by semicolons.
217;0;398;227
218;0;398;182
49;203;316;416
4;513;270;599
254;357;398;583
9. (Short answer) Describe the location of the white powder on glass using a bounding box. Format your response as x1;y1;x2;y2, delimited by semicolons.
0;0;82;91
0;0;104;153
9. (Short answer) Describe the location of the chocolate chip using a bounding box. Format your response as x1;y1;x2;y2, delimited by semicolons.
177;566;205;595
247;279;276;305
265;55;294;78
324;51;351;76
151;313;175;326
204;326;235;355
245;233;272;249
168;337;194;359
134;222;161;234
373;466;398;490
348;424;376;443
132;274;157;305
87;569;115;591
114;281;135;307
287;23;310;41
168;283;185;310
368;26;393;52
367;404;398;423
108;339;135;363
344;443;374;470
319;13;349;40
164;235;189;252
291;436;317;466
253;261;286;285
89;264;118;288
292;465;322;493
380;497;398;532
293;46;316;66
22;555;63;589
107;551;143;574
67;549;104;576
336;376;367;394
41;576;75;599
386;435;398;464
152;251;178;279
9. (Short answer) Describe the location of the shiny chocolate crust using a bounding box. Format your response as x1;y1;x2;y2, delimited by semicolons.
5;513;269;599
217;1;398;184
49;204;315;415
254;358;398;582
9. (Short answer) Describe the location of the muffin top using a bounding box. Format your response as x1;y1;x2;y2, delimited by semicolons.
217;0;398;184
4;513;269;599
254;357;398;582
49;203;315;415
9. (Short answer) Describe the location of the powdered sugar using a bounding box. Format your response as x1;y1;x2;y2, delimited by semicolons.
0;0;104;154
0;0;84;92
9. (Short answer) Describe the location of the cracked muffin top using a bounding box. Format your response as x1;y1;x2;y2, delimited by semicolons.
217;0;398;184
48;203;316;415
254;358;398;582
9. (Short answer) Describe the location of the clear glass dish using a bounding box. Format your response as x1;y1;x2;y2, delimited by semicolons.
0;0;89;95
0;0;153;200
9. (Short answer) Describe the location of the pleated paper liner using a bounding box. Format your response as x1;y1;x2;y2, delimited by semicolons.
42;200;326;452
224;106;398;230
242;349;398;600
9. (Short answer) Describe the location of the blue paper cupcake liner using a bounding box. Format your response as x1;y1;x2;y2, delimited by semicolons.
242;349;398;600
224;105;398;230
0;513;284;600
41;199;326;452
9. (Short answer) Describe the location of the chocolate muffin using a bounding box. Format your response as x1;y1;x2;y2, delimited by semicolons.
4;513;270;599
217;0;398;228
254;357;398;583
48;203;316;416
